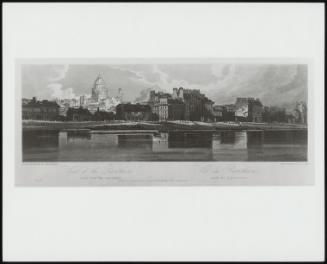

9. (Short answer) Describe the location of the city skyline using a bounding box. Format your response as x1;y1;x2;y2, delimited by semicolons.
21;63;307;109
21;62;309;164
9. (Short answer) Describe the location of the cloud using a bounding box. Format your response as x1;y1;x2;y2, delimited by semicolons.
208;64;307;109
211;64;231;81
114;65;161;83
47;65;72;99
48;83;77;99
48;65;70;82
57;65;159;102
134;85;166;103
157;64;218;85
21;63;307;109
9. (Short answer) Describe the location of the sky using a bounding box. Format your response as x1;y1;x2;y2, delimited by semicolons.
21;63;308;109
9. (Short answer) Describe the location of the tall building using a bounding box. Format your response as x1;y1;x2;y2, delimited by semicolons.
91;75;108;102
149;90;183;121
235;97;263;122
149;87;214;121
172;87;214;121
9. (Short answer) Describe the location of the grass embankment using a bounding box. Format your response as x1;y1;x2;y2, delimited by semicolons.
22;120;307;132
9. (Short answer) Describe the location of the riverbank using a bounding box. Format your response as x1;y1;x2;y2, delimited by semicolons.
22;120;307;132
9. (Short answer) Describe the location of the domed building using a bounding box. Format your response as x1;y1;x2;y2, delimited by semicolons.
83;74;122;114
91;75;109;102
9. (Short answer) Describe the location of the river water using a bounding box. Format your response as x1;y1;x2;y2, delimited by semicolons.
22;129;307;162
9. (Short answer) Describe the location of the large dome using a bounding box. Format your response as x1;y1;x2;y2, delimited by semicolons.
92;75;108;101
94;75;105;85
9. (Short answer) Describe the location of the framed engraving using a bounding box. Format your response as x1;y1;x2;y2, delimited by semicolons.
4;3;324;261
16;58;314;186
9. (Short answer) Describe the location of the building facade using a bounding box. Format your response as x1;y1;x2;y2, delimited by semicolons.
262;106;287;123
211;104;236;122
115;103;152;121
66;107;93;121
222;104;236;121
149;91;178;121
212;105;224;122
22;97;60;120
177;88;214;121
234;97;263;122
149;87;214;121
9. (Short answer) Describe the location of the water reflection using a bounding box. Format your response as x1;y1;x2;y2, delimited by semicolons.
212;131;249;161
263;130;307;144
23;130;60;161
220;131;236;144
247;131;264;147
168;131;212;148
67;130;91;141
118;134;153;149
23;130;59;149
22;129;307;161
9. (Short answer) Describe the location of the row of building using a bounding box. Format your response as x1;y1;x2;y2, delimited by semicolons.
148;88;215;122
22;97;116;121
22;74;307;124
54;75;123;116
23;75;125;121
22;92;307;125
113;88;307;124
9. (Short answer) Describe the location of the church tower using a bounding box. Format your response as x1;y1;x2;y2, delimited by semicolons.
91;75;109;102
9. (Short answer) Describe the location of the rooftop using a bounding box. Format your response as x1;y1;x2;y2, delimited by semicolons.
23;99;60;108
